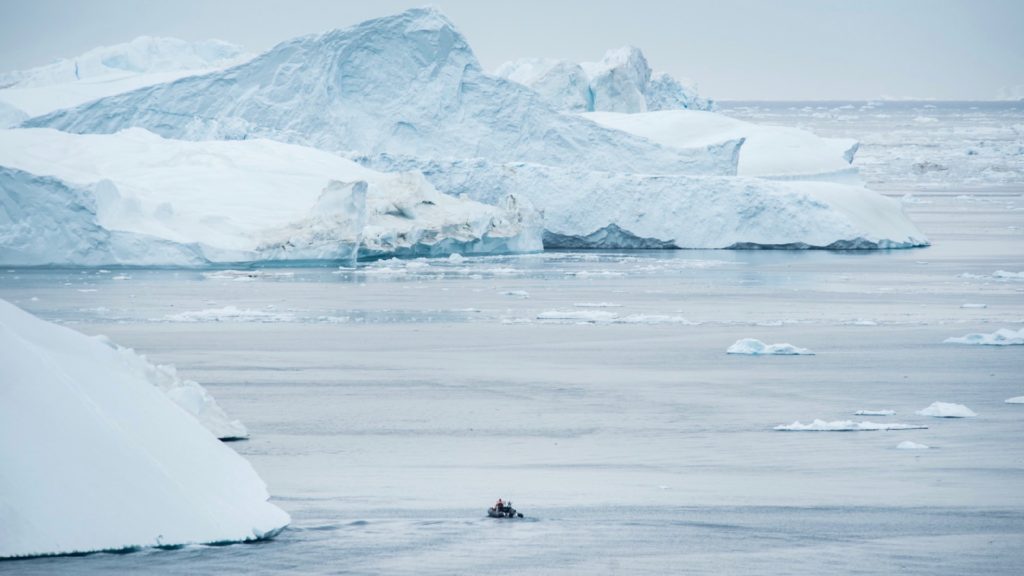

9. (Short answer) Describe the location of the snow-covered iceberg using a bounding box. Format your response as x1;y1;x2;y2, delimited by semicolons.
943;328;1024;346
774;420;927;431
0;36;250;119
0;128;541;266
580;110;860;179
1005;397;1024;404
916;402;977;418
367;157;929;249
0;299;288;558
495;45;713;113
25;10;729;178
727;338;814;355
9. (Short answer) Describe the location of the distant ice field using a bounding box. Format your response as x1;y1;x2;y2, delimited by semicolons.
1;186;1021;574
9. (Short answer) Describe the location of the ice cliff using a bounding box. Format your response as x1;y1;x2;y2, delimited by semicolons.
495;46;713;113
0;299;289;558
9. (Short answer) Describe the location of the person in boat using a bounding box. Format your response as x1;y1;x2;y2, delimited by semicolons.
495;498;504;512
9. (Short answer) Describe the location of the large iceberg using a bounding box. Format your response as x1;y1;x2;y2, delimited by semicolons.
367;157;929;249
581;110;860;179
495;46;713;113
0;128;541;266
25;11;729;178
20;8;927;251
0;36;250;119
0;299;289;558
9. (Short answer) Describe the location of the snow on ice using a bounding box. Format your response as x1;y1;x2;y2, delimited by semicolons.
774;420;927;431
0;299;288;558
944;328;1024;346
916;402;977;418
727;338;815;355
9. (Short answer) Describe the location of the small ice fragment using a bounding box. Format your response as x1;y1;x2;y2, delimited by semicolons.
448;253;465;264
499;290;529;299
728;338;814;355
774;419;926;431
915;402;977;418
960;303;987;309
896;441;930;450
1004;396;1024;404
854;410;895;416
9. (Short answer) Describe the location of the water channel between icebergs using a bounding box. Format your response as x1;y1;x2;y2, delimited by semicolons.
1;190;1022;575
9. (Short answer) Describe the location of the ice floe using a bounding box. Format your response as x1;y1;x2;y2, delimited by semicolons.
916;402;977;418
163;306;297;323
536;310;696;325
774;419;927;431
854;410;896;416
1005;396;1024;404
727;338;815;355
896;441;930;450
944;328;1024;346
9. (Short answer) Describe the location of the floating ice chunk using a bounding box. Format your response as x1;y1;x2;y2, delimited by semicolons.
775;419;926;431
916;402;977;418
573;302;623;308
855;410;895;416
944;327;1024;346
993;270;1024;280
844;319;878;326
500;290;530;299
536;310;619;323
727;338;814;355
897;441;930;450
960;303;988;309
163;306;296;323
616;314;696;325
203;270;294;281
1005;396;1024;404
447;253;465;264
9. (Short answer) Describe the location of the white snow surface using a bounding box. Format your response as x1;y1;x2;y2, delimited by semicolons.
0;36;251;118
916;402;977;418
727;338;814;355
775;420;927;431
580;110;860;179
0;299;288;558
0;128;541;266
495;45;713;113
943;328;1024;346
897;441;931;450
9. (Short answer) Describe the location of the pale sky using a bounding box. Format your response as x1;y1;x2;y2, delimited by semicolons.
1;0;1022;100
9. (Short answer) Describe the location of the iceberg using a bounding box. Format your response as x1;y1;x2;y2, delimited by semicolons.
916;402;977;418
495;46;713;113
0;36;250;118
580;110;860;179
0;299;288;558
20;8;927;251
774;420;927;431
0;128;541;266
727;338;814;355
366;157;929;249
943;328;1024;346
854;410;896;416
1005;397;1024;404
25;10;729;178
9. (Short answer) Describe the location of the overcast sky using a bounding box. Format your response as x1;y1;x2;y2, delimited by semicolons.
1;0;1022;100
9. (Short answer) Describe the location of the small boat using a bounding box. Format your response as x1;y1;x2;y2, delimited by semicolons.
487;501;524;518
